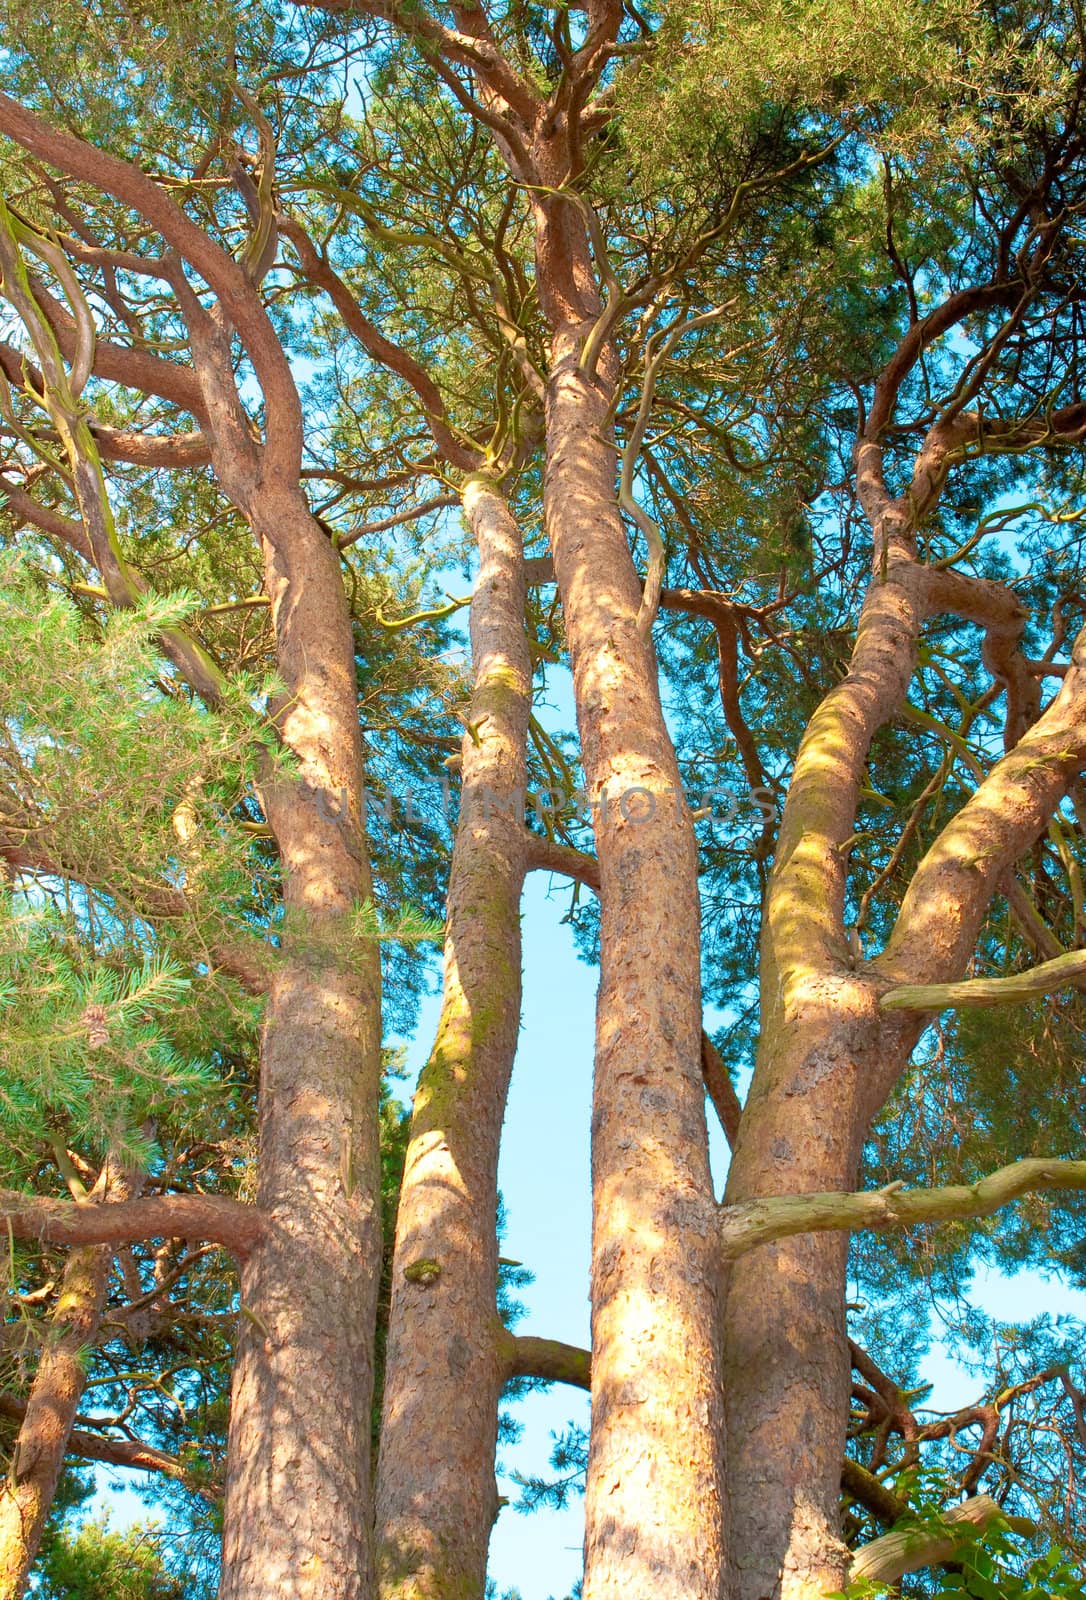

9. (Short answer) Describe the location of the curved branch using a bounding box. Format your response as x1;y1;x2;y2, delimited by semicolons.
0;1393;215;1494
2;317;208;423
502;1332;591;1390
0;92;300;472
523;831;600;890
279;216;480;471
878;622;1086;987
660;585;773;853
850;1494;1035;1586
0;474;92;560
840;1457;906;1526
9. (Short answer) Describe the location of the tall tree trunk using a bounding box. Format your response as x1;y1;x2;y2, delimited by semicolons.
721;514;1086;1598
720;541;930;1600
218;488;383;1600
543;323;725;1600
375;475;531;1600
0;1162;137;1600
722;1007;911;1600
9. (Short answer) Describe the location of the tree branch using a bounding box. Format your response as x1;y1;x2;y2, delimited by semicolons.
279;216;480;471
295;0;542;127
0;474;92;560
0;93;301;473
718;1158;1086;1261
700;1031;742;1149
501;1332;590;1389
849;1494;1035;1586
0;1191;261;1260
0;1393;215;1494
840;1457;906;1526
877;622;1086;989
880;947;1086;1012
523;831;600;890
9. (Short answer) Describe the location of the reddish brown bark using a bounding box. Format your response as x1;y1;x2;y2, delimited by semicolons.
543;324;724;1600
374;476;531;1600
0;1190;258;1257
720;530;931;1599
0;1164;138;1600
722;399;1086;1599
217;486;383;1600
0;93;388;1600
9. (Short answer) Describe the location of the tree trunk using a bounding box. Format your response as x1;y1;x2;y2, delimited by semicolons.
722;1002;908;1600
375;475;531;1600
0;1162;138;1600
721;524;1086;1598
218;489;383;1600
720;543;929;1600
543;325;725;1600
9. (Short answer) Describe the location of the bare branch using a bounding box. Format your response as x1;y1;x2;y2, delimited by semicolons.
0;1190;262;1260
280;215;480;471
502;1332;591;1389
0;1393;215;1494
700;1032;742;1150
718;1158;1086;1262
880;947;1086;1012
850;1494;1035;1586
0;92;301;473
523;831;600;890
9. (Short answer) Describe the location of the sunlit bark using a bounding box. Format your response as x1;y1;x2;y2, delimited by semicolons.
375;476;531;1600
542;320;725;1600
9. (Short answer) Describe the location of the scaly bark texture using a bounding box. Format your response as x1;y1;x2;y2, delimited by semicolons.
0;92;389;1599
722;414;1086;1600
0;1163;137;1600
721;542;931;1600
218;487;383;1600
544;316;724;1600
375;475;531;1600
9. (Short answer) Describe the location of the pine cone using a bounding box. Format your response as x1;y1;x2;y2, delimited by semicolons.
81;1004;109;1050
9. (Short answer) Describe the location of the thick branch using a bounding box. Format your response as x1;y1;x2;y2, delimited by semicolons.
92;425;210;469
840;1457;906;1526
0;330;207;427
700;1032;742;1149
879;623;1086;986
0;93;300;472
296;0;542;126
850;1495;1035;1586
0;474;92;560
0;1393;210;1492
718;1158;1086;1261
881;947;1086;1012
523;831;600;890
502;1332;591;1390
0;1191;261;1259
